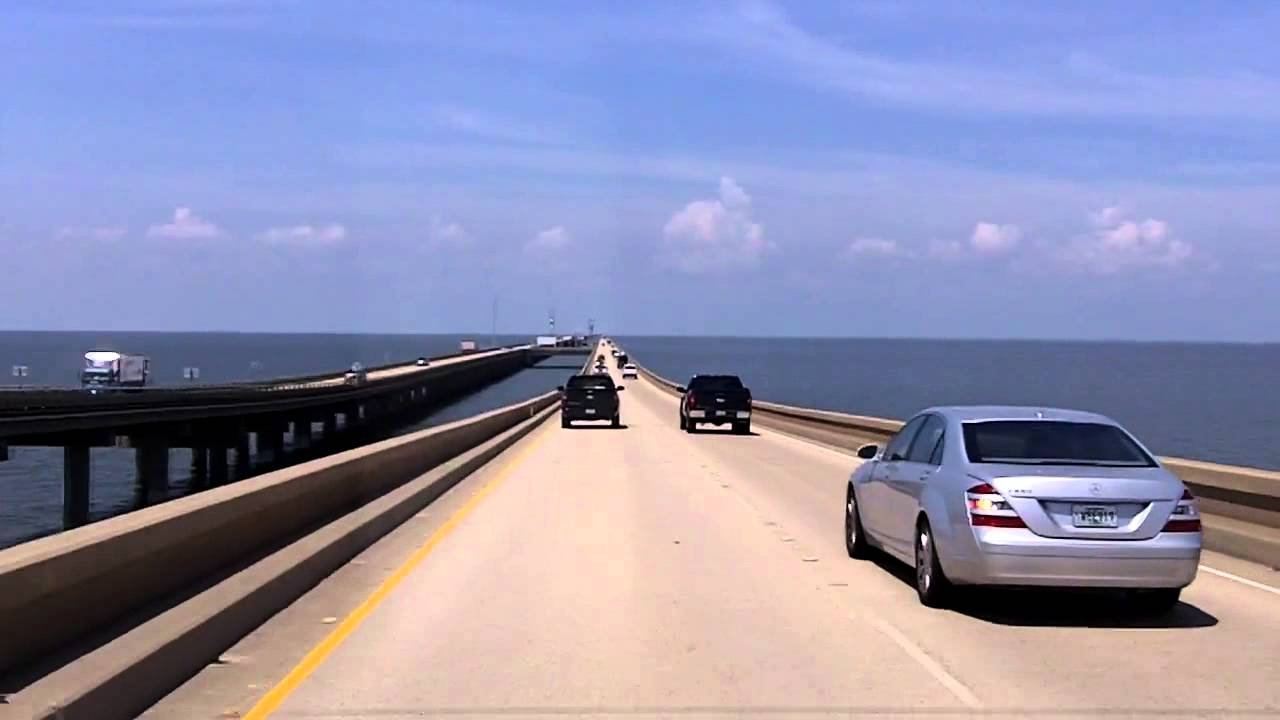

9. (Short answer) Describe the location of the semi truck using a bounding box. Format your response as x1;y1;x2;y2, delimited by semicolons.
81;351;151;388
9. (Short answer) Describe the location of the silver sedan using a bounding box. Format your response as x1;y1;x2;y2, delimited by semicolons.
844;406;1201;612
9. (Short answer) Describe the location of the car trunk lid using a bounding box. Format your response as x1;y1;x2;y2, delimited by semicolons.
973;464;1182;540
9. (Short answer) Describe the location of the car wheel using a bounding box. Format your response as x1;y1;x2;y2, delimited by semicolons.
733;422;750;435
1129;588;1181;615
686;418;697;434
612;413;621;428
914;520;951;608
561;417;571;429
678;412;686;430
845;486;871;559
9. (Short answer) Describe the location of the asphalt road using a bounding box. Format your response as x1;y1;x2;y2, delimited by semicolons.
146;343;1280;719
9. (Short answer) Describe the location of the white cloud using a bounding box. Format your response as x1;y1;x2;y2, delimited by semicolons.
259;223;347;247
661;177;771;274
847;237;901;257
696;2;1280;120
147;207;221;240
1060;207;1192;273
928;239;966;259
430;216;469;245
527;225;571;251
55;225;126;241
970;222;1022;254
430;104;557;145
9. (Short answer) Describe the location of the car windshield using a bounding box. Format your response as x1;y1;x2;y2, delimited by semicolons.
962;421;1156;467
689;376;744;391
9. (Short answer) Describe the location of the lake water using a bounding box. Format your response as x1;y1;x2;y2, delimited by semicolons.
618;336;1280;472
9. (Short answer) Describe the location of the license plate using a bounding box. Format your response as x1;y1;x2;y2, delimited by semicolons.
585;408;596;415
1072;505;1118;528
716;410;726;416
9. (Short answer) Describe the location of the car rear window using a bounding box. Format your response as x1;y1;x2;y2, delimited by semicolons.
962;421;1155;467
567;376;615;390
689;376;744;391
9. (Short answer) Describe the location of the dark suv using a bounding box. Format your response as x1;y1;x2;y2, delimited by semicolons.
678;374;752;434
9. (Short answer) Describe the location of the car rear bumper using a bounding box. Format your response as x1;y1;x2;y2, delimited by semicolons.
561;407;614;421
960;527;1201;588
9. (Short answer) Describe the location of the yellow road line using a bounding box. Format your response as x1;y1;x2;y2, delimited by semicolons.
243;425;553;719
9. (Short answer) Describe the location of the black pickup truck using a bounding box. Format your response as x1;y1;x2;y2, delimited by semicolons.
677;374;752;434
559;374;625;428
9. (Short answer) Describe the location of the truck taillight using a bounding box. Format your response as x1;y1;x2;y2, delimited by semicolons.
1163;488;1201;533
966;483;1026;528
687;392;697;407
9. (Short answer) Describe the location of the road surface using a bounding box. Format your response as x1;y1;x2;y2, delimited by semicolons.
146;346;1280;719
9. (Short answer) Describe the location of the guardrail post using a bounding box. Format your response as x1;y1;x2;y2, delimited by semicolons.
135;443;169;504
63;445;91;528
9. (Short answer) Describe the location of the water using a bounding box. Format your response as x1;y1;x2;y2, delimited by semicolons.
618;336;1280;471
0;332;574;549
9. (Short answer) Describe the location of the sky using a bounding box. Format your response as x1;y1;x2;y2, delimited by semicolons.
2;0;1279;340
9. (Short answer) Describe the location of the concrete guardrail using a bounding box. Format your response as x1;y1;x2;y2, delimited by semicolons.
634;361;1280;569
0;390;560;684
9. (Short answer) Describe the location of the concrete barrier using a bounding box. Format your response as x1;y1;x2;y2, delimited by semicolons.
0;391;559;680
636;361;1280;568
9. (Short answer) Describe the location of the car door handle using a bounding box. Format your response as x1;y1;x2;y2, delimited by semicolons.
917;472;932;482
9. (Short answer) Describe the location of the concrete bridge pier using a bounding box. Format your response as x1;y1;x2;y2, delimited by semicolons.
63;444;91;528
323;413;339;437
135;443;170;504
191;445;208;478
234;433;251;477
293;419;313;448
257;426;285;462
209;446;229;484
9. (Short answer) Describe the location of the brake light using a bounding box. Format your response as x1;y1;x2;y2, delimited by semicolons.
1163;487;1201;532
966;483;1026;528
687;392;697;407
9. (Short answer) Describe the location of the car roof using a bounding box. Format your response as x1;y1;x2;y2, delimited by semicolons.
922;405;1120;425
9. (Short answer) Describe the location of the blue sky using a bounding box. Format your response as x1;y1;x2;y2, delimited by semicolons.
2;0;1279;340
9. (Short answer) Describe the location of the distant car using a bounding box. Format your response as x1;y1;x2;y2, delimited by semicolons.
593;363;609;374
844;406;1202;612
677;374;752;434
559;374;625;428
622;363;638;379
415;357;430;367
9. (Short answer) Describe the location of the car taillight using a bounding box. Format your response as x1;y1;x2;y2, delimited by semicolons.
687;392;697;407
1163;487;1201;532
967;483;1026;528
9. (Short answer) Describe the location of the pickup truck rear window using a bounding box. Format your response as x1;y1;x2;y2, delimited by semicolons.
567;376;616;391
688;376;744;391
962;421;1156;467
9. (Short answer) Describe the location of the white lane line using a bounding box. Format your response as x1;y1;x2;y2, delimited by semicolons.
1200;565;1280;597
860;613;982;709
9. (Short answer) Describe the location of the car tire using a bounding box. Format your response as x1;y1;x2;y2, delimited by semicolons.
612;413;621;428
733;422;750;434
679;412;686;430
561;417;571;429
914;519;952;608
1129;588;1181;615
845;486;872;559
686;418;697;434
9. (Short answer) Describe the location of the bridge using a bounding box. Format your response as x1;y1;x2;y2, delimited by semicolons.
1;339;1278;719
0;343;587;528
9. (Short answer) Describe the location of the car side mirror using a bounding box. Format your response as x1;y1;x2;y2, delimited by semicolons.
556;385;564;392
856;444;879;460
676;385;687;393
616;385;625;391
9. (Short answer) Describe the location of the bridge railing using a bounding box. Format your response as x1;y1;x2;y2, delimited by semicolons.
634;360;1280;568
